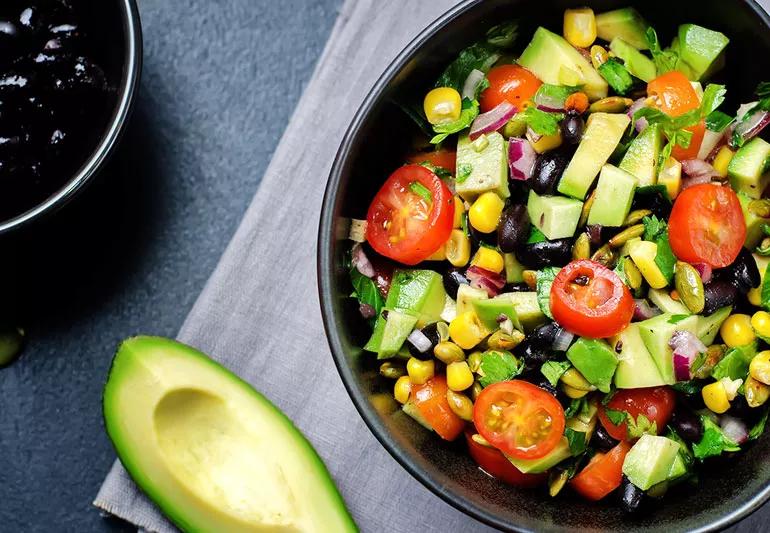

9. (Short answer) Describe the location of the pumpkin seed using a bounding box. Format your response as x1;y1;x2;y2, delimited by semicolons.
579;190;596;227
745;376;770;407
572;232;591;260
609;224;645;248
467;351;483;373
749;199;770;217
623;258;643;290
674;261;705;314
560;368;595;391
434;341;465;364
471;380;483;401
446;390;474;421
590;45;608;70
549;470;571;497
379;361;406;379
591;244;617;268
523;269;538;290
589;96;634;114
624;209;653;227
488;329;525;351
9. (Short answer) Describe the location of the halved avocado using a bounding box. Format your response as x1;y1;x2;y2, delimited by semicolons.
103;336;357;533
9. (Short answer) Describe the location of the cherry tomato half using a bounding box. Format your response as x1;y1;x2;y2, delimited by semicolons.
464;430;547;488
647;71;704;160
668;183;746;268
366;164;454;265
598;386;676;441
406;150;456;173
480;64;542;113
412;376;465;441
550;260;634;339
473;380;565;460
570;441;631;501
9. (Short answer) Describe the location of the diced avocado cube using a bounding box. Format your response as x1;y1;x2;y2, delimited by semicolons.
667;37;697;80
622;435;681;490
558;113;631;200
507;292;547;332
697;306;732;345
517;27;608;101
456;284;488;315
364;309;419;359
738;192;770;248
609;38;656;82
455;132;509;202
506;437;571;473
729;137;770;199
619;123;663;187
527;190;583;239
595;8;650;50
612;324;667;389
667;452;688;482
587;165;637;227
677;24;729;81
504;253;525;284
386;270;447;328
648;289;690;315
473;296;522;331
657;157;682;200
637;313;699;385
566;338;618;393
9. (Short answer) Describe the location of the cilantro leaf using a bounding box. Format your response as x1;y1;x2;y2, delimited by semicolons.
479;350;522;387
409;181;432;204
565;428;587;456
749;408;769;441
436;43;500;93
711;343;756;381
485;21;519;49
700;84;727;116
520;106;564;136
541;360;571;387
646;27;678;74
536;267;561;319
564;397;588;418
668;314;690;324
535;84;580;108
456;163;473;184
642;214;667;240
706;110;734;132
641;216;676;283
755;224;770;256
626;413;658;439
430;98;480;144
671;380;702;396
527;227;547;244
598;59;635;96
416;161;452;179
349;265;384;324
733;81;770;148
604;407;627;426
693;416;740;460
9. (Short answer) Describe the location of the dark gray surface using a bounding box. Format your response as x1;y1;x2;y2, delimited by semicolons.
0;0;341;531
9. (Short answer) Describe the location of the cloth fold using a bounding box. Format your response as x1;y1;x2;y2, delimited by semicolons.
94;0;493;531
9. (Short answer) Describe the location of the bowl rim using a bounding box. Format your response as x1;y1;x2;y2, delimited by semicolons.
318;0;770;530
0;0;144;235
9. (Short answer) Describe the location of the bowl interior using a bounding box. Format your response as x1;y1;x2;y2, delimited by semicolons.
320;0;770;531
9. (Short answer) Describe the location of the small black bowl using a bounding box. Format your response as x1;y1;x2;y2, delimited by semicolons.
319;1;770;531
0;0;142;235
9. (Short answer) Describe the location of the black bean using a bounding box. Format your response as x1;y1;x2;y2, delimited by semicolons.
725;247;761;294
561;112;584;145
515;238;573;269
619;476;645;513
515;322;561;372
442;268;468;300
497;204;530;253
592;424;619;451
670;407;704;443
703;280;739;315
469;221;497;248
408;322;441;360
531;148;572;195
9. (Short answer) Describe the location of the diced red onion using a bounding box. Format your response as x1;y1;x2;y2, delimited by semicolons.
681;159;721;190
552;329;574;352
586;224;602;247
470;101;517;140
508;138;537;181
466;266;506;297
634;299;661;321
628;98;649;132
536;104;563;113
462;69;486;101
720;415;749;445
693;263;713;284
736;101;758;121
669;330;707;381
407;328;432;353
351;244;375;278
734;109;770;146
673;353;695;382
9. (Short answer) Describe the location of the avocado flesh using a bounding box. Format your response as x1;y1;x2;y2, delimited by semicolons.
677;24;729;81
648;288;689;315
728;137;770;200
507;292;547;332
455;131;509;201
619;123;663;187
638;314;699;385
613;324;667;389
587;164;637;227
566;338;618;393
104;337;357;533
595;8;650;50
527;190;583;239
609;38;656;82
385;269;446;327
622;435;680;490
739;192;770;248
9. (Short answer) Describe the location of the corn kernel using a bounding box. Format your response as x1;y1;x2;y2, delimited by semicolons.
423;87;462;125
468;192;504;233
628;241;668;289
702;380;730;414
752;311;770;338
712;146;735;178
749;287;762;306
657;157;682;200
720;314;756;348
446;229;471;267
471;247;504;273
527;130;563;154
426;244;446;261
449;311;490;350
750;350;770;385
394;376;411;404
560;368;595;391
447;361;474;391
563;8;597;48
452;196;464;229
406;357;435;386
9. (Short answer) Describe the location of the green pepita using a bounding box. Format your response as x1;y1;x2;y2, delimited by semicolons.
446;390;474;421
434;341;465;364
749;199;770;218
560;368;595;391
572;232;591;260
590;45;608;70
467;351;483;373
579;191;596;227
609;224;645;248
523;270;538;290
674;261;705;314
624;209;653;227
487;329;525;351
623;258;643;290
589;96;634;114
548;470;571;497
591;244;617;268
471;380;483;401
379;361;406;379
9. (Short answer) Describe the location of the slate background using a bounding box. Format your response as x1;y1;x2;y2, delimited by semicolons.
0;0;766;531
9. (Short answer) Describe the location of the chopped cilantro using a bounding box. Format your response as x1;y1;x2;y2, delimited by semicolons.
409;181;432;204
711;343;756;381
435;44;500;93
755;224;770;256
604;407;627;426
536;267;560;320
541;360;571;387
733;81;770;148
456;163;473;184
641;215;676;283
565;428;587;456
534;84;580;108
626;413;658;439
671;380;702;395
349;264;384;325
479;350;522;387
706;110;734;132
520;106;564;136
565;397;588;418
527;227;547;244
646;27;679;73
749;409;769;441
431;98;480;144
693;416;740;460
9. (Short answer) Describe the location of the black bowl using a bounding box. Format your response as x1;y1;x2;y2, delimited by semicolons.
0;0;142;235
318;1;770;531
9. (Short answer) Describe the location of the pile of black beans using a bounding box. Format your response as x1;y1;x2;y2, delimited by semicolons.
0;0;112;220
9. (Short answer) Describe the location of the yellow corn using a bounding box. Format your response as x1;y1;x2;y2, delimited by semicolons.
446;229;471;267
449;311;490;350
426;244;446;261
752;311;770;338
527;130;563;154
658;157;682;200
469;192;504;233
471;247;505;273
712;146;735;178
447;361;475;391
394;376;411;404
562;383;590;399
750;350;770;385
560;368;595;392
628;241;668;289
720;314;756;348
406;357;435;386
702;380;730;414
749;286;762;306
423;87;462;125
564;8;597;48
453;196;465;229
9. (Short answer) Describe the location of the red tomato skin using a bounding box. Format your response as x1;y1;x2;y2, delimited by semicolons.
570;441;631;501
464;431;546;488
598;387;676;441
668;183;746;268
412;376;465;441
406;150;456;172
480;64;542;112
550;260;635;339
473;380;566;460
365;164;454;266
